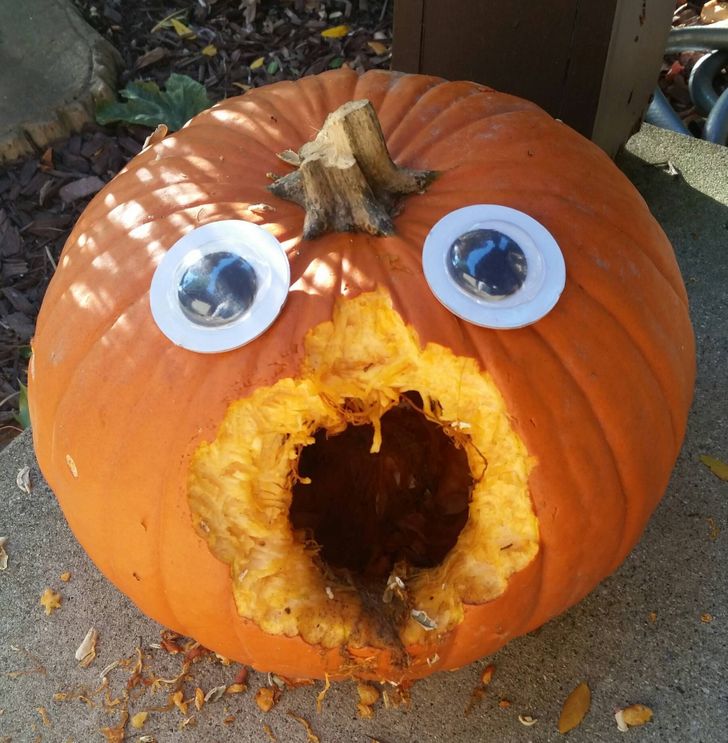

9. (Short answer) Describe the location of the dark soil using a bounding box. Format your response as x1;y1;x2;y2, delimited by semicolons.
0;0;394;447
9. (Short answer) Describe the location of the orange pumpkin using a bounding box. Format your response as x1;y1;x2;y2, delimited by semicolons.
28;68;695;682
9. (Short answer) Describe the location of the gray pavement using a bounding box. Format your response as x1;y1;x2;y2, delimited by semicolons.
1;123;726;741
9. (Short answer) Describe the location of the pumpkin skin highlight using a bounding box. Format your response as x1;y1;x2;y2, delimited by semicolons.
28;68;695;681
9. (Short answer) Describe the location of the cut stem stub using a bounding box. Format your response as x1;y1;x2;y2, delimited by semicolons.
268;99;437;239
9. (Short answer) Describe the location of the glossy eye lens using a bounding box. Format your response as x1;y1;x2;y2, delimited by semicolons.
423;205;565;329
178;251;258;326
447;229;527;300
150;220;290;353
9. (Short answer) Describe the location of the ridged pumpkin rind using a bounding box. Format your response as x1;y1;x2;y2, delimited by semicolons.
29;68;695;680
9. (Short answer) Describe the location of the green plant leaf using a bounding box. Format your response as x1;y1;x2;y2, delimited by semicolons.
96;73;212;131
15;381;30;430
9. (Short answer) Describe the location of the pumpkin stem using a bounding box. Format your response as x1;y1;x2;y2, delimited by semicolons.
268;99;437;240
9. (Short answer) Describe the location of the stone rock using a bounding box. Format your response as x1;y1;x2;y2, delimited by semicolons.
0;0;121;164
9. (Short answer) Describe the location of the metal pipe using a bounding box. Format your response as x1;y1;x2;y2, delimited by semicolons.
688;50;728;114
703;86;728;144
644;87;691;135
665;24;728;53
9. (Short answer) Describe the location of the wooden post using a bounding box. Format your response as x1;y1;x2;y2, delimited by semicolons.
392;0;675;157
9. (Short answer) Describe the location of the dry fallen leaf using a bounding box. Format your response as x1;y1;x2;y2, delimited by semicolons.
250;56;265;70
0;537;8;571
75;627;99;668
40;588;62;615
16;466;31;493
170;18;196;39
321;24;350;38
616;703;654;729
367;40;388;55
701;613;714;623
143;124;169;151
700;454;728;481
60;571;72;582
201;44;218;57
135;46;167;70
498;699;512;709
558;682;591;734
481;664;495;686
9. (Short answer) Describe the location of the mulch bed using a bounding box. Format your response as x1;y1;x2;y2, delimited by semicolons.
0;0;393;448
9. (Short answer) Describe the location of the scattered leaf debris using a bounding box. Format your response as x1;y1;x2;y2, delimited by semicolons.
558;681;591;734
0;537;7;570
36;706;52;727
700;454;728;481
707;517;720;541
131;710;149;729
75;627;99;667
356;682;381;717
100;708;129;742
616;704;654;730
203;684;227;704
59;571;72;582
701;613;714;623
316;673;331;713
465;664;496;714
263;722;277;741
255;686;279;713
16;465;31;493
39;587;61;615
288;711;321;743
6;647;46;679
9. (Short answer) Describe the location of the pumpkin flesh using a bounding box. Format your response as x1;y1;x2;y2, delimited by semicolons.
189;289;538;651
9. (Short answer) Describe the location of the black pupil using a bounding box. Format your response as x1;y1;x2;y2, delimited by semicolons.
178;251;258;326
447;228;527;300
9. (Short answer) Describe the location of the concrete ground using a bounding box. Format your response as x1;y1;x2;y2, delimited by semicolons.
0;124;726;741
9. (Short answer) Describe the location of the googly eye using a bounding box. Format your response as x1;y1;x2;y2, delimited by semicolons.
150;220;290;353
422;205;565;329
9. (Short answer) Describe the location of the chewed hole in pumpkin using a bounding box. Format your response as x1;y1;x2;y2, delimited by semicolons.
289;392;472;586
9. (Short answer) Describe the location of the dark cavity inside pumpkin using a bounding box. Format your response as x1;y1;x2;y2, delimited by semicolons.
289;392;472;586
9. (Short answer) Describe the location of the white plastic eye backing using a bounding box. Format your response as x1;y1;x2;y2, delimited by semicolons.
422;205;566;329
150;220;290;353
